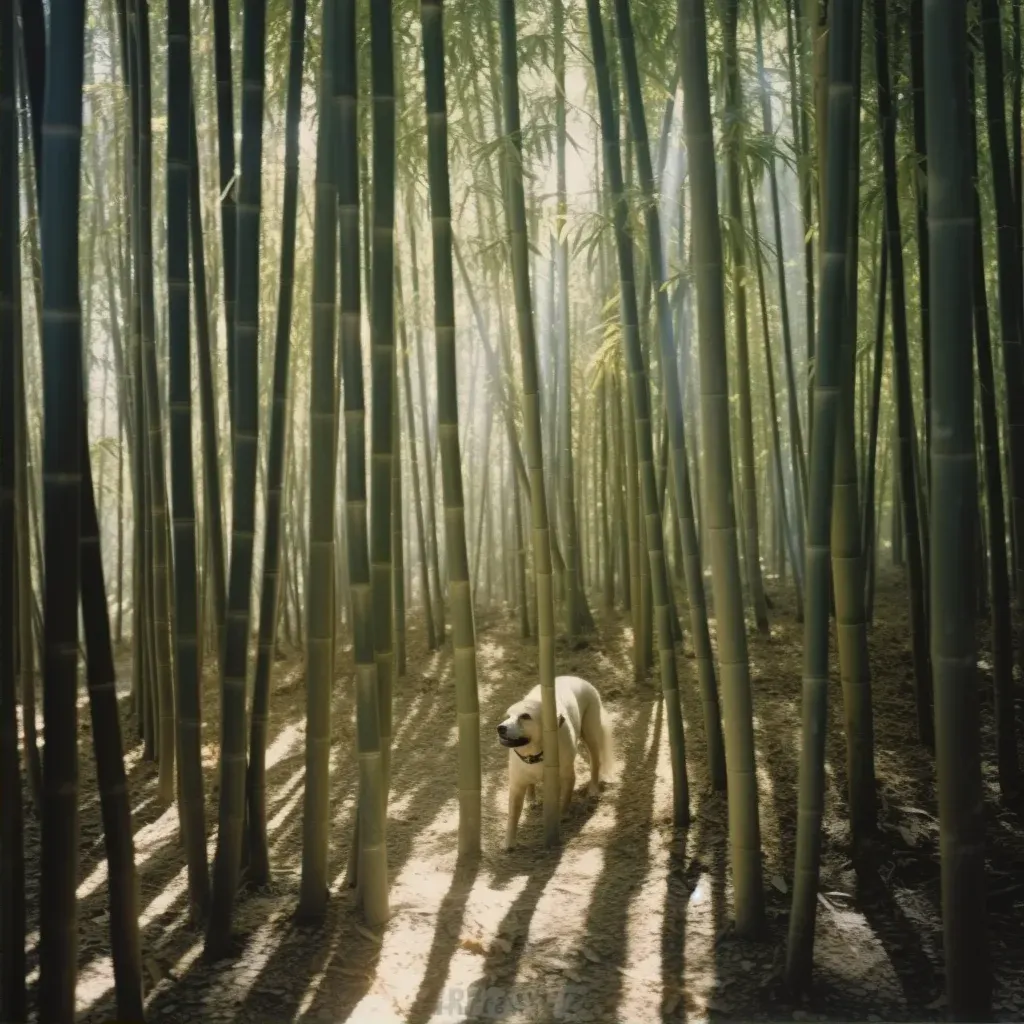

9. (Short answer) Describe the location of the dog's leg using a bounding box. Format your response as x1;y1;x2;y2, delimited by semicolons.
586;738;602;797
582;712;605;796
559;769;576;816
506;785;527;850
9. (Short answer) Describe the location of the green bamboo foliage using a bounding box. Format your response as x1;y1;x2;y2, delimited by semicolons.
206;0;267;958
166;0;209;924
721;0;770;633
589;0;691;824
421;0;482;862
248;0;306;888
925;0;991;1012
0;2;26;1015
369;0;396;818
38;1;87;1015
500;0;561;845
298;0;339;921
335;0;388;925
679;0;764;930
786;0;858;989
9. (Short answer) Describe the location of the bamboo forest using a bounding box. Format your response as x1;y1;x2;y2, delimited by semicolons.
3;0;1024;1020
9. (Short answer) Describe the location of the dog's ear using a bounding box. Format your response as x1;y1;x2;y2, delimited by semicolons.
557;712;565;729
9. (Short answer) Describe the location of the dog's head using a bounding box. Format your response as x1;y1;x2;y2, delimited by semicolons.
496;697;565;750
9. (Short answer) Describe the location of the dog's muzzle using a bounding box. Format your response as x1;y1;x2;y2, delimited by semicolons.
497;723;528;748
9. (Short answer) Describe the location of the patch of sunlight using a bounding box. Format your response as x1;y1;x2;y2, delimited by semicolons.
755;755;777;837
813;893;908;990
393;694;428;747
419;797;459;841
62;954;115;1017
267;772;306;833
266;720;305;771
341;804;530;1021
411;873;533;1022
680;866;720;1016
331;792;357;831
169;936;205;980
389;788;421;820
134;805;181;857
645;710;675;827
526;841;606;945
461;809;616;1013
224;918;286;1004
140;867;188;929
476;640;506;672
618;841;669;1017
477;679;496;708
85;795;157;858
267;764;306;818
77;803;179;902
293;926;344;1018
122;741;145;776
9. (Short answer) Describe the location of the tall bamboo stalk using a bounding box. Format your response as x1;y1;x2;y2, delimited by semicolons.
590;0;693;823
299;0;341;921
500;0;561;845
248;0;306;888
420;0;482;859
925;0;991;1013
786;0;858;988
38;0;87;1014
873;0;933;747
167;0;209;923
336;0;389;924
0;1;26;1014
678;0;763;926
369;0;396;830
206;0;267;958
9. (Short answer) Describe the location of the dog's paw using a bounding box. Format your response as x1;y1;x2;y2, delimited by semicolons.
586;781;600;798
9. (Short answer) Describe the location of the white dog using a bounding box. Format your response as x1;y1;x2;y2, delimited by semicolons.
496;675;612;849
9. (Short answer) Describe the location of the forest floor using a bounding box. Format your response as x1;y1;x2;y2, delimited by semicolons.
17;569;1024;1023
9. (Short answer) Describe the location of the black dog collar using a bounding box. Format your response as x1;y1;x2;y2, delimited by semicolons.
515;749;543;764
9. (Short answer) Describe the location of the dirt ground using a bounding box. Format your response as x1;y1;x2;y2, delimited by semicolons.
16;569;1024;1022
